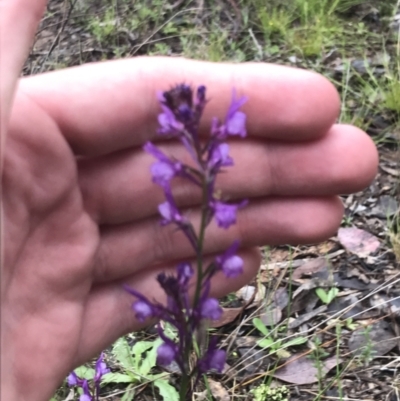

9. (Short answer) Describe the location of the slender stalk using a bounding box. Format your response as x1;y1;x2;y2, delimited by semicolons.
193;171;209;309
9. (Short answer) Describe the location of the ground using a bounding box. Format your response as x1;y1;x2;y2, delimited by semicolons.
26;1;400;400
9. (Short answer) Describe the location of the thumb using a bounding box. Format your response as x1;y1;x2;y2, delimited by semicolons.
0;0;46;137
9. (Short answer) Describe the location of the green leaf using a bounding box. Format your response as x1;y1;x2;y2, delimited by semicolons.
113;337;135;371
252;318;269;336
135;338;163;376
316;287;338;304
282;336;308;348
257;337;274;349
73;366;95;380
132;339;161;375
120;384;135;401
327;287;339;303
101;372;136;384
137;338;162;377
154;379;179;401
315;288;329;303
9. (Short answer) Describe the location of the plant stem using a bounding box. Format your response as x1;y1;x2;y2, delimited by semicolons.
179;373;189;401
193;172;209;308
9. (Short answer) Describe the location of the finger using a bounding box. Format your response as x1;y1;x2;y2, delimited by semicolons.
93;196;343;283
0;0;46;130
79;124;376;224
77;247;261;364
19;58;340;155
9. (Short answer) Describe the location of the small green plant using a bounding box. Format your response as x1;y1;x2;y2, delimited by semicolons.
101;336;178;401
253;318;307;354
251;383;289;401
88;7;117;43
355;326;376;367
341;214;354;227
308;336;330;395
344;317;357;330
258;6;294;42
315;287;339;304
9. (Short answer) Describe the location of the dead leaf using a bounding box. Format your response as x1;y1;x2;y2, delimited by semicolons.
293;258;329;280
206;379;230;401
338;227;380;257
271;288;289;310
273;354;341;385
380;165;400;177
333;272;377;291
235;336;258;348
260;307;282;326
211;307;242;328
367;195;399;218
288;305;327;329
236;284;266;304
236;285;256;302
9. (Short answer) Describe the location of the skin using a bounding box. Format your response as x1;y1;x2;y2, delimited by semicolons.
0;1;378;400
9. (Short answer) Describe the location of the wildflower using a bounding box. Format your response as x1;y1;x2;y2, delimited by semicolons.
94;353;110;382
223;89;248;138
212;201;238;229
198;338;226;374
205;349;226;373
67;353;109;401
211;200;247;229
158;194;184;225
67;371;80;386
208;143;234;171
177;262;194;284
124;285;161;322
157;342;178;366
132;300;154;322
215;241;244;278
80;381;92;401
144;142;183;187
200;298;223;320
125;84;247;400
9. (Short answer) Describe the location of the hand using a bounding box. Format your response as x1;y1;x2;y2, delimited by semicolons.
1;3;378;401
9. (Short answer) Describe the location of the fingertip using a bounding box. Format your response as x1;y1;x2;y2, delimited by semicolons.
334;124;379;192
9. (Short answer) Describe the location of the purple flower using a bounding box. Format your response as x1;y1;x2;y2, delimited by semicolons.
157;342;178;366
67;371;81;386
195;85;206;106
94;353;110;382
124;285;160;322
212;200;247;229
224;90;247;138
158;105;184;135
123;84;248;398
208;143;234;170
177;262;194;285
216;241;244;278
212;201;238;228
144;142;183;187
206;349;226;373
201;298;222;320
161;84;194;123
80;381;92;401
158;200;183;225
133;300;155;322
151;162;179;187
67;353;109;400
198;338;226;374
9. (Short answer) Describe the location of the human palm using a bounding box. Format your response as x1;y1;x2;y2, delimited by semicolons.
2;57;378;401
